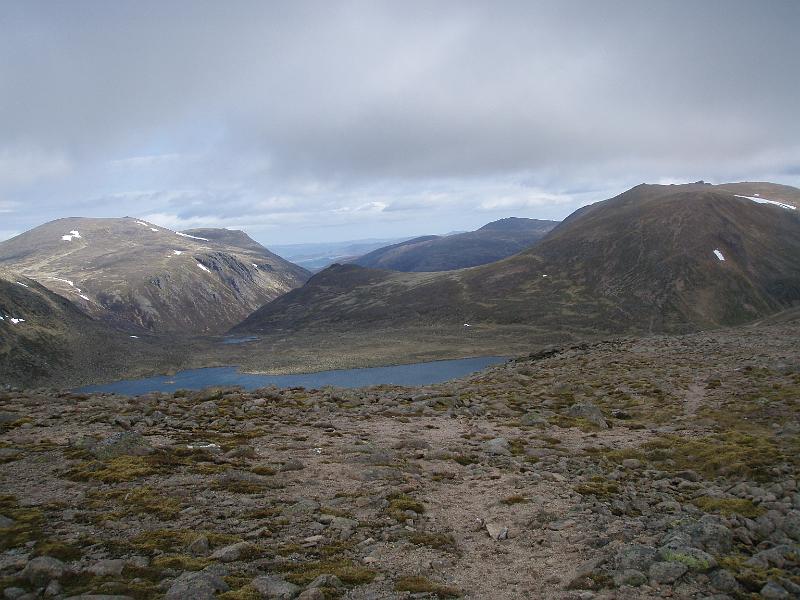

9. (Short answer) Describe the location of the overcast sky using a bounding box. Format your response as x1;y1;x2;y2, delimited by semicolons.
1;1;798;245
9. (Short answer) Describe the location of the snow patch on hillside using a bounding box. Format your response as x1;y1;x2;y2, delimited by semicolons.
173;250;183;255
197;263;211;272
61;230;82;241
734;194;796;211
177;232;209;241
16;282;29;288
713;249;725;261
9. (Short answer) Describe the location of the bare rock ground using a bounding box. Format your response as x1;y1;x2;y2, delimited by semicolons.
1;322;799;599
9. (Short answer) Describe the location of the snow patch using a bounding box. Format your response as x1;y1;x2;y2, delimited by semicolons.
79;294;90;301
713;249;725;261
197;262;211;272
177;231;209;241
135;221;148;226
252;263;258;268
734;194;796;211
149;227;159;232
173;250;183;255
16;282;29;288
9;317;25;324
129;335;139;339
61;230;82;241
52;277;76;288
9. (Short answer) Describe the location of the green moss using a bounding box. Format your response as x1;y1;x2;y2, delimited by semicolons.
574;477;619;498
692;496;765;518
88;486;182;519
282;559;376;586
151;554;210;571
33;539;82;561
395;576;461;597
407;532;458;553
661;550;711;571
130;529;241;554
386;493;425;521
0;495;44;550
218;585;262;600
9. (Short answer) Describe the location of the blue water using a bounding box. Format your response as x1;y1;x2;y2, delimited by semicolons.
78;356;507;395
221;336;259;345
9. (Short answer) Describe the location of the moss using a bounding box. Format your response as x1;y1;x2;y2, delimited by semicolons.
508;438;526;456
500;495;528;505
718;554;793;593
386;493;425;521
218;585;262;600
88;486;182;519
408;532;458;553
64;455;160;483
452;454;478;466
212;479;273;494
151;554;210;571
33;539;82;561
130;529;241;554
642;432;788;481
249;465;276;476
574;477;619;498
395;576;461;597
0;495;44;550
282;559;376;586
661;550;711;571
692;496;765;518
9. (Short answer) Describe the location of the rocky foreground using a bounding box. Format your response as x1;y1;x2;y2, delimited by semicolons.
1;322;799;599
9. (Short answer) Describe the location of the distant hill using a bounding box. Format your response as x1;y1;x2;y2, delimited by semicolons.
0;218;309;334
233;182;800;336
271;237;414;272
350;217;558;271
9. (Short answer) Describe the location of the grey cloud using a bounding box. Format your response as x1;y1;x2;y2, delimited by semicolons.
0;0;798;243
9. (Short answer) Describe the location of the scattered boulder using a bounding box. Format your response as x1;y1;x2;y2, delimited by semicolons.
251;575;301;599
649;561;688;584
165;570;230;600
21;556;66;586
482;437;511;456
209;541;254;562
567;402;608;428
91;431;153;460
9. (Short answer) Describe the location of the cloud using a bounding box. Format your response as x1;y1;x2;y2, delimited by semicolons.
0;0;798;243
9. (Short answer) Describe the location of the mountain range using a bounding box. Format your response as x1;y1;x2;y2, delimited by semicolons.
0;217;309;335
349;217;558;272
234;182;800;336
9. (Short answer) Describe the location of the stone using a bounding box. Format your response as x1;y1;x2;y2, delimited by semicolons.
87;559;125;577
760;581;790;600
251;575;301;599
683;516;733;554
209;541;253;562
567;402;608;428
658;546;717;572
297;590;325;600
91;431;153;460
648;561;687;584
710;569;740;593
615;544;657;571
613;569;647;587
307;574;343;589
3;589;26;600
482;437;511;456
21;556;66;586
165;571;230;600
621;459;642;469
187;535;209;556
281;458;305;471
485;521;508;540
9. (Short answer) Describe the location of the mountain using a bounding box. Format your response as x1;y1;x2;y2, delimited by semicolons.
270;237;414;271
233;182;800;336
350;217;558;271
0;271;129;387
0;218;309;335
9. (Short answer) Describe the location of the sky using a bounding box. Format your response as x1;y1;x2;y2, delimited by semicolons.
1;0;799;245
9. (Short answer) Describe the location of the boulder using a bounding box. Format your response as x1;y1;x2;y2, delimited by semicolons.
251;575;301;599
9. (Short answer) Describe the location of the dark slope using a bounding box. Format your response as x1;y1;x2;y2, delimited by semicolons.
0;219;309;334
233;182;800;336
350;218;557;271
0;272;142;387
